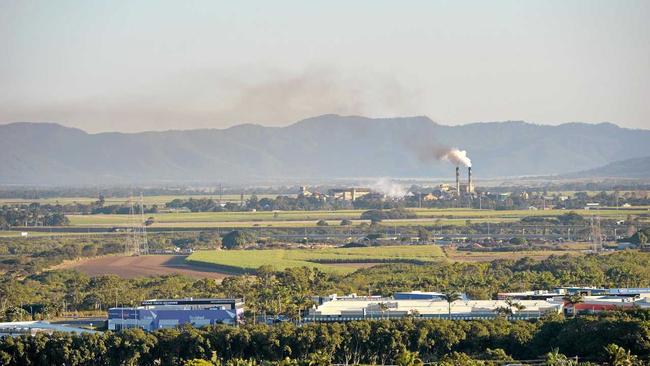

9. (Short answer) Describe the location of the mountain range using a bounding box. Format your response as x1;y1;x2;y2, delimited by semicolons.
1;114;649;185
563;156;650;179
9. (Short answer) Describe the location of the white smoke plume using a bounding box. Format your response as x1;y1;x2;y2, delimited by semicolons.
372;178;407;198
437;148;472;167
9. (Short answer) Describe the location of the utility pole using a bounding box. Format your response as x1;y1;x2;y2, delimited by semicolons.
139;193;148;255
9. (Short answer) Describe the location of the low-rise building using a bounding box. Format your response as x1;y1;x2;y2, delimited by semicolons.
108;298;243;331
394;291;446;301
0;321;98;337
499;287;650;300
304;295;562;322
327;188;371;201
564;295;650;316
497;289;567;301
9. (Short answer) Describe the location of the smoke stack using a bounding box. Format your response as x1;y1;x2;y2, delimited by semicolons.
468;167;472;193
455;166;460;195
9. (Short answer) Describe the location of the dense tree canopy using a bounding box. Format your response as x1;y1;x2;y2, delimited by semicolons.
1;312;650;365
221;231;256;249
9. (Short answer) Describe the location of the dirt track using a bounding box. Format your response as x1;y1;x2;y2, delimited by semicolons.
57;255;232;280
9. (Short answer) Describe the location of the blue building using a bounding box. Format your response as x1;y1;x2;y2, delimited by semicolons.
108;298;244;331
394;291;445;300
394;291;469;301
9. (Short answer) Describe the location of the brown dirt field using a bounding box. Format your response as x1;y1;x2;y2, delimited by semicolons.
56;255;234;280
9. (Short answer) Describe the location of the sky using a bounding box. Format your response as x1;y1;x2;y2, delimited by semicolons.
1;0;649;133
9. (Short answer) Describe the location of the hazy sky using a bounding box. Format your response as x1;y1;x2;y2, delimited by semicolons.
1;0;648;132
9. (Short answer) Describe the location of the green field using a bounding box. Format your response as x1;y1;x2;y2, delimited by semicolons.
186;245;445;274
64;207;647;228
0;231;117;238
0;194;289;206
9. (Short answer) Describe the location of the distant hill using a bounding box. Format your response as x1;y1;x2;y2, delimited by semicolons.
563;156;650;179
1;114;649;185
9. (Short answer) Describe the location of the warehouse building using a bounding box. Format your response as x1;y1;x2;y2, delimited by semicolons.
497;289;568;301
304;294;562;322
564;295;650;316
394;291;447;300
0;321;99;337
327;187;371;201
108;298;244;331
498;287;650;300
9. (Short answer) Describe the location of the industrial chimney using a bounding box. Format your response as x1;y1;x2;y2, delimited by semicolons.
468;167;472;194
455;166;460;196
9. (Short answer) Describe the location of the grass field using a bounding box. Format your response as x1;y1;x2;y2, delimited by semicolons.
442;247;584;262
0;194;289;206
0;230;125;238
64;207;647;228
186;245;445;274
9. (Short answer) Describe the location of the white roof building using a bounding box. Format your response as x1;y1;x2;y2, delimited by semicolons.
305;297;563;322
0;321;99;337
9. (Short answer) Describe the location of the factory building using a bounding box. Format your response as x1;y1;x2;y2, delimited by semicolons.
327;187;371;201
108;298;244;331
304;294;562;322
455;166;475;195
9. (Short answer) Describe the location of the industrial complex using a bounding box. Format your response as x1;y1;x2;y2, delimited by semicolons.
305;288;650;322
4;287;650;335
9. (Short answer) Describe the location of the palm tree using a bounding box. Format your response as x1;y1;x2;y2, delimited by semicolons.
495;306;513;318
505;298;526;316
442;290;461;320
378;302;390;320
605;344;639;366
395;350;424;366
562;294;583;317
545;348;577;366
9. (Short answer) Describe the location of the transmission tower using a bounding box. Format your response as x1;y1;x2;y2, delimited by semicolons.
590;215;603;253
139;193;149;255
124;194;148;256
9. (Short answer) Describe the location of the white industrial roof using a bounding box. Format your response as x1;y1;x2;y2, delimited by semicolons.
311;299;562;316
0;321;99;334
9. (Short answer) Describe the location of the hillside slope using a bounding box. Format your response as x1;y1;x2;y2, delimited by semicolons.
563;156;650;178
1;115;649;184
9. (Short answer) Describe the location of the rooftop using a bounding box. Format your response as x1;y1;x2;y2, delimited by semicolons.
310;298;562;317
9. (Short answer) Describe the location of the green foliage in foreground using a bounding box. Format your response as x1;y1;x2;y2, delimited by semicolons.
1;313;650;365
186;245;445;274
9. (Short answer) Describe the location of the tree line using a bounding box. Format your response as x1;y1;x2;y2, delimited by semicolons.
0;204;69;228
1;312;649;365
